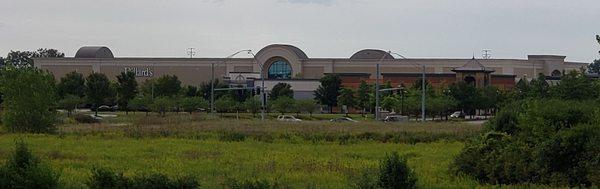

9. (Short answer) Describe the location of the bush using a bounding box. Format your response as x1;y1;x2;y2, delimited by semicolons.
452;99;600;187
351;168;378;189
377;152;417;189
74;114;99;124
0;140;59;189
485;103;520;134
225;178;279;189
88;167;199;189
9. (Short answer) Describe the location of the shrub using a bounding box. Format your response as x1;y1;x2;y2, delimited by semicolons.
88;167;130;189
453;99;600;187
87;168;199;189
485;104;520;134
74;113;99;124
377;152;417;189
225;178;277;189
130;173;199;189
0;140;59;189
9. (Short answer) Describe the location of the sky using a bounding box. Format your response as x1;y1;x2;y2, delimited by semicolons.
1;0;599;62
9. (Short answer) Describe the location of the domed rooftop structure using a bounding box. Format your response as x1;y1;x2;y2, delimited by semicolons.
256;44;308;60
350;49;394;60
75;46;114;58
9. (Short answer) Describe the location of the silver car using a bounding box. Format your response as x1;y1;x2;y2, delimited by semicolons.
277;115;302;122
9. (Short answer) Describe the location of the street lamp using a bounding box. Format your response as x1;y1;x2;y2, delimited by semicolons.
245;50;266;121
210;50;252;117
375;51;426;122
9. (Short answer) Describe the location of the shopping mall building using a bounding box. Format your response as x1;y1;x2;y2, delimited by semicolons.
34;44;588;99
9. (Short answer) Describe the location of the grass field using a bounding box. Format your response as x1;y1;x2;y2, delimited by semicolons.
0;113;550;188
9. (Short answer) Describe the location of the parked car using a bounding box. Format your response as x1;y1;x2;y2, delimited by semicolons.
277;115;302;122
96;105;113;112
384;115;409;122
450;111;465;118
330;117;358;122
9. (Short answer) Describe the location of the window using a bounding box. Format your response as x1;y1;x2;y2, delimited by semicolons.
267;60;292;79
551;70;562;77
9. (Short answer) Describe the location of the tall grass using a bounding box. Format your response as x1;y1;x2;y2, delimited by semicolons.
59;117;481;144
0;134;476;188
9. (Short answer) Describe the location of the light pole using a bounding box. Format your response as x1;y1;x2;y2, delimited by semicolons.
375;51;426;123
246;50;265;121
210;50;252;117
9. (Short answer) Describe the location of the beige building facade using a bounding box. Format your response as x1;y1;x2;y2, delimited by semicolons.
34;44;588;99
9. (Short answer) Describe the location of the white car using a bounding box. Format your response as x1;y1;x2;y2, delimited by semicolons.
277;115;302;122
330;117;358;122
450;111;464;118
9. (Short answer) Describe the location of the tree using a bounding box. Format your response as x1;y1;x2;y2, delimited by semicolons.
0;67;57;133
411;78;431;91
230;85;251;103
154;75;181;97
56;71;86;98
243;97;262;117
272;96;295;115
183;85;199;97
476;86;501;117
528;73;549;98
4;48;64;67
57;95;85;117
588;59;600;74
139;79;156;97
314;74;342;113
381;96;399;113
85;73;111;116
295;99;318;117
198;79;228;101
449;82;479;117
150;97;176;116
269;83;294;101
214;96;235;115
550;70;599;100
128;95;153;115
180;96;208;115
337;88;355;116
5;51;34;67
116;71;138;113
33;48;65;58
356;80;373;115
381;81;394;97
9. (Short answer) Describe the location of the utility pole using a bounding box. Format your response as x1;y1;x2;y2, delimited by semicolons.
210;63;215;116
482;49;492;59
187;48;196;58
375;64;380;120
421;65;426;122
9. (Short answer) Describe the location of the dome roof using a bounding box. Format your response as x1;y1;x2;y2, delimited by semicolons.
75;46;114;58
350;49;394;60
256;44;308;59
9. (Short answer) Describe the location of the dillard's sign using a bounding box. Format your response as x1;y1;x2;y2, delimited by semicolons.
124;67;154;77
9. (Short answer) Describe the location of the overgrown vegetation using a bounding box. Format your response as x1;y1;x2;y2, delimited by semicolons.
0;67;57;133
88;167;199;189
452;99;600;187
0;140;59;189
